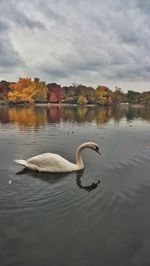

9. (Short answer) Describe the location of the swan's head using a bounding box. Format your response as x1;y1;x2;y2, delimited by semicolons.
87;142;101;155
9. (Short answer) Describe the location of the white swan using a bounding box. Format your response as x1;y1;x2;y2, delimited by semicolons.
15;142;101;173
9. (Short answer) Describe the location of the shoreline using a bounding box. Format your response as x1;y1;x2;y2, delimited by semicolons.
0;102;149;108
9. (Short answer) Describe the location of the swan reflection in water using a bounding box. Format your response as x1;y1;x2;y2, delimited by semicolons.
17;169;100;192
76;170;100;192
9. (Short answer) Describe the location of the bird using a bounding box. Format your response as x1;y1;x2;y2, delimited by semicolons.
15;142;101;173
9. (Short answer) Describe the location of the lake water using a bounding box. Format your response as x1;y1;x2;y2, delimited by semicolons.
0;105;150;266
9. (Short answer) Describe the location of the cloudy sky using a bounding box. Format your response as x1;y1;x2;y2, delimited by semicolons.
0;0;150;91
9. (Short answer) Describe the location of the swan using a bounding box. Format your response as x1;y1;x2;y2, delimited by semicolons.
15;142;101;173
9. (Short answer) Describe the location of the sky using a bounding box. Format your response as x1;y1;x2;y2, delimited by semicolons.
0;0;150;92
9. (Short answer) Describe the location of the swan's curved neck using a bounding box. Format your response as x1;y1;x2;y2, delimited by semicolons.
76;143;90;169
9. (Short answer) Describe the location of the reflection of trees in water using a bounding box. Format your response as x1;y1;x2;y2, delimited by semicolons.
8;107;47;130
59;106;126;124
76;107;88;122
126;106;150;121
94;107;113;124
48;106;64;123
43;105;149;125
112;107;126;122
0;105;150;128
48;106;113;124
0;107;9;124
142;106;150;121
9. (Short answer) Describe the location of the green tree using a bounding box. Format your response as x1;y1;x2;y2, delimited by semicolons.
126;90;141;104
112;87;125;104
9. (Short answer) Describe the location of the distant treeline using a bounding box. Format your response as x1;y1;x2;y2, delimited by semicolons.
0;78;150;105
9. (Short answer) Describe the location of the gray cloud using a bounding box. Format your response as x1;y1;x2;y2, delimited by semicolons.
0;20;8;32
0;41;24;70
136;0;150;13
0;0;150;91
0;0;46;30
0;26;25;75
39;64;68;79
12;13;46;30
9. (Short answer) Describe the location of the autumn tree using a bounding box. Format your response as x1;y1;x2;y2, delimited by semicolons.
8;77;48;103
141;91;150;105
85;86;96;104
75;85;96;104
62;86;76;103
77;95;88;105
0;80;10;102
47;83;64;103
62;84;95;104
96;86;113;105
8;78;37;103
34;78;48;102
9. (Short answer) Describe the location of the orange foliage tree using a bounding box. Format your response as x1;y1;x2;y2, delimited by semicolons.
8;78;36;103
96;86;113;105
8;77;48;103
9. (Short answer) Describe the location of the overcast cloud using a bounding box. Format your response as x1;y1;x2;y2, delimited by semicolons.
0;0;150;91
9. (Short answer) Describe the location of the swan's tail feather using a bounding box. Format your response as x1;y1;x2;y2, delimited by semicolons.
15;159;28;167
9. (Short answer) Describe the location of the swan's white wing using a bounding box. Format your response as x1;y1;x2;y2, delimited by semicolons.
27;153;77;172
27;153;65;167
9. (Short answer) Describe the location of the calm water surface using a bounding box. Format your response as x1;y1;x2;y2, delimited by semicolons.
0;105;150;266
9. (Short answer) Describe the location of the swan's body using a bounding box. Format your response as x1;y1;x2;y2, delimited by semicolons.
15;142;100;173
